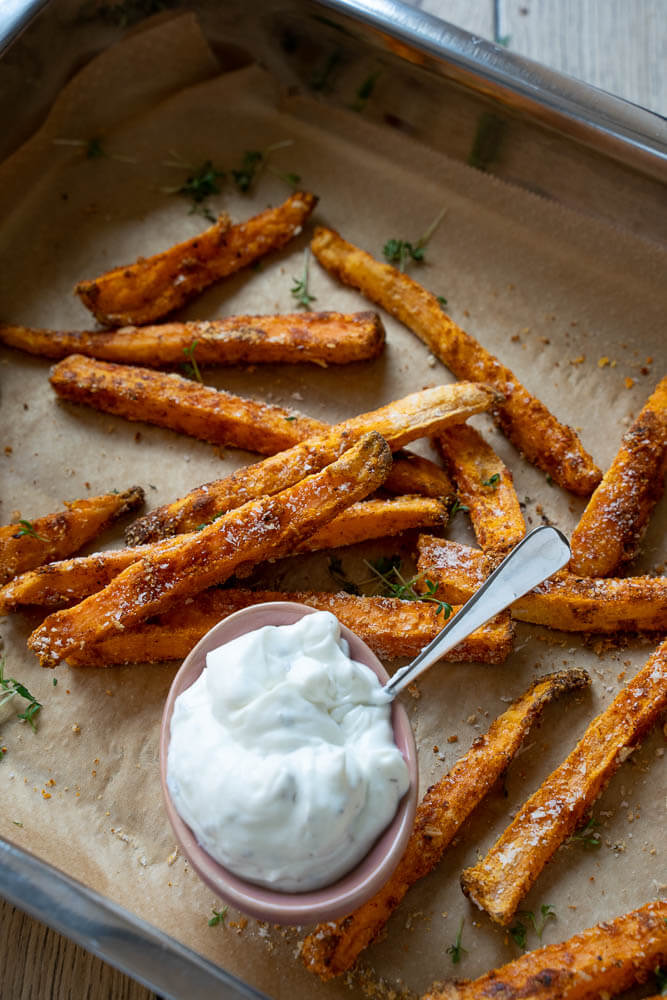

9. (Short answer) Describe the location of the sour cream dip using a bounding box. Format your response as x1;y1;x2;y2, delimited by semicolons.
166;610;410;892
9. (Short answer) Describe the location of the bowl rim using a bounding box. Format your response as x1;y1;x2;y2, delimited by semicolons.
159;601;418;924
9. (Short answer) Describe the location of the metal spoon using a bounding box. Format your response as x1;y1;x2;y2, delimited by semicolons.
384;525;570;698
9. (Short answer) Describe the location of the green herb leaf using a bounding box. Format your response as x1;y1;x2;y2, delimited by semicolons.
450;499;470;516
231;150;263;193
351;70;381;111
655;965;667;995
284;416;297;422
468;112;506;171
13;519;47;542
509;920;527;950
291;248;317;310
182;341;203;384
446;918;466;964
382;207;446;272
567;816;602;850
545;473;554;486
86;137;105;159
208;906;228;927
177;160;224;219
52;677;58;687
0;657;42;732
310;50;343;92
328;556;361;596
436;295;448;308
482;473;501;488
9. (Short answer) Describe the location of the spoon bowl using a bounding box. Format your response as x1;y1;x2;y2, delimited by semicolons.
160;601;419;925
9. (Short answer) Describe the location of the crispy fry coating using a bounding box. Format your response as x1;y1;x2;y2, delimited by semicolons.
434;423;525;551
64;589;513;667
570;375;667;577
125;381;493;545
49;355;454;501
423;901;667;1000
311;227;601;495
1;311;385;366
300;669;589;980
1;497;447;612
417;535;667;633
460;640;667;925
75;192;317;325
27;433;392;667
0;487;144;586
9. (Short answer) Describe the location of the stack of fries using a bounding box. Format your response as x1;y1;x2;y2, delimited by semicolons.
1;193;665;998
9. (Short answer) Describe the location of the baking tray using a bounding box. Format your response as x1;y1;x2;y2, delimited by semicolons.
0;2;664;998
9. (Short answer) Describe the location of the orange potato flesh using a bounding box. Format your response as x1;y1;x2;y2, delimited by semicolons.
460;640;667;925
125;381;493;545
570;374;667;577
1;497;447;612
49;355;455;501
311;226;601;495
434;423;525;552
75;192;317;325
0;310;385;366
0;487;144;586
300;669;589;981
417;535;667;633
423;901;667;1000
64;589;513;667
27;432;392;667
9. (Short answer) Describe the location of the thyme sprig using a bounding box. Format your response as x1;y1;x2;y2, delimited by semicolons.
13;519;47;542
363;558;452;618
382;206;447;272
567;816;602;850
208;906;228;927
446;918;467;964
291;249;317;310
0;658;42;733
231;140;300;193
510;904;556;950
182;341;203;383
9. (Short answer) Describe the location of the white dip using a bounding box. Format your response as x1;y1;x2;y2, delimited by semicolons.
167;610;410;892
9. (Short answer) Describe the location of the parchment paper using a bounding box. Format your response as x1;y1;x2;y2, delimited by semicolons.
0;14;665;999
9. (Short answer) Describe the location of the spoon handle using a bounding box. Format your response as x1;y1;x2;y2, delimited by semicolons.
384;525;571;698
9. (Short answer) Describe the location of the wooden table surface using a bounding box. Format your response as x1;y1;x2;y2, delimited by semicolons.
2;1;663;998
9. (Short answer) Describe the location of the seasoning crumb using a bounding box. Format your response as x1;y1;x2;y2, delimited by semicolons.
569;355;585;365
447;734;458;744
624;376;635;389
71;724;81;734
597;356;610;368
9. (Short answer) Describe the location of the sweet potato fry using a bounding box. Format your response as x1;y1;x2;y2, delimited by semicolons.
51;354;455;504
460;639;667;926
417;535;667;633
434;423;525;552
300;669;589;980
27;432;392;667
75;192;317;325
64;589;513;667
570;375;667;577
0;311;385;366
1;497;447;612
311;227;601;495
423;901;667;1000
125;381;493;545
0;487;144;586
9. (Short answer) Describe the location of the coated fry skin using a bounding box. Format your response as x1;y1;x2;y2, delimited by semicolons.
0;487;144;586
28;433;392;667
423;901;667;1000
49;355;455;501
434;423;525;552
1;311;385;366
460;640;667;926
65;590;513;667
125;381;493;545
1;497;448;612
417;535;667;633
301;669;590;980
76;192;317;325
311;227;601;495
570;375;667;577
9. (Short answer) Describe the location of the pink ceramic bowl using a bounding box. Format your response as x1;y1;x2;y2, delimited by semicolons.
160;601;418;925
